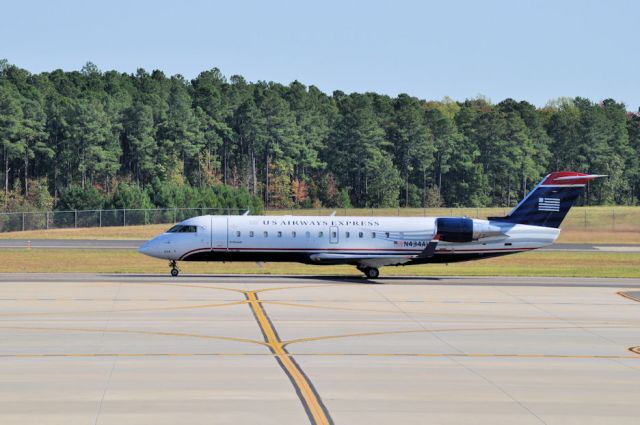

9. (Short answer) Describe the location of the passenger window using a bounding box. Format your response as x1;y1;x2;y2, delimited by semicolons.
277;231;282;238
263;231;268;238
359;232;363;238
305;231;310;239
372;232;376;238
345;231;350;238
318;231;324;237
292;231;297;238
385;232;390;238
236;231;241;237
249;231;254;237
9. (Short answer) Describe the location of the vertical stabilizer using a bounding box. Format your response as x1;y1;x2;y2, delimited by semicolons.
488;172;605;228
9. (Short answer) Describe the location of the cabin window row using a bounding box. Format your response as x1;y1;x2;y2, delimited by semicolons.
234;231;390;238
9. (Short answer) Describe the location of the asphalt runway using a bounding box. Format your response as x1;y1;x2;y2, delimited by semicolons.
1;239;640;252
1;274;639;425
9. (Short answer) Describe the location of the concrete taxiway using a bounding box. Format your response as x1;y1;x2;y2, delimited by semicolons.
0;274;639;425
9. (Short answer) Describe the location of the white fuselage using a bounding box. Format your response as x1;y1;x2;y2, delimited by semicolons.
138;215;560;268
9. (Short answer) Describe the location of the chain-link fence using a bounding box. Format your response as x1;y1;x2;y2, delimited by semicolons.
0;206;638;234
0;208;246;233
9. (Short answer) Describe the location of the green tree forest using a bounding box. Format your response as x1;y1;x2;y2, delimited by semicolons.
1;60;639;212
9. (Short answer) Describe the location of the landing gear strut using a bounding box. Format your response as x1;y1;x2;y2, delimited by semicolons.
358;266;380;279
169;260;179;277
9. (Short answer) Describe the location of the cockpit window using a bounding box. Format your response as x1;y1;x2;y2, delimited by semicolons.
166;225;198;233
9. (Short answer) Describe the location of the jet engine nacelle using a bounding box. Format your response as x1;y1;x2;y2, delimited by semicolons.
435;218;505;243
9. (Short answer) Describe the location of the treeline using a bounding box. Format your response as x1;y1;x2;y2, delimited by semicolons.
0;177;262;214
1;60;639;212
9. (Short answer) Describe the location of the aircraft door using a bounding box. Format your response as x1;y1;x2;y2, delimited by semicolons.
210;216;228;250
330;226;339;244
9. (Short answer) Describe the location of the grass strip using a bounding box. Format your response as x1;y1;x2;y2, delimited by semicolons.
0;249;638;278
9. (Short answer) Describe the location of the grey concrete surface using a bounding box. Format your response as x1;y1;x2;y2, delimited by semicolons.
1;239;640;252
0;274;639;425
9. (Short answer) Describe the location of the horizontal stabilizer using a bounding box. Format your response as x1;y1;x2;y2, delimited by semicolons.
553;174;607;181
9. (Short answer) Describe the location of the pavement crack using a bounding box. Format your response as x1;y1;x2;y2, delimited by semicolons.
93;281;122;425
94;356;117;425
370;286;465;354
449;355;550;425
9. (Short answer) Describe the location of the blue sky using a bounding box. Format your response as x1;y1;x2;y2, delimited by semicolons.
1;0;638;110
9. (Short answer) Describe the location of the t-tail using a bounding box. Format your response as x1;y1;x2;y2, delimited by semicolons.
489;171;606;228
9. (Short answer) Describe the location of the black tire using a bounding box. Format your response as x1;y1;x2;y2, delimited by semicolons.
171;268;179;277
365;267;379;279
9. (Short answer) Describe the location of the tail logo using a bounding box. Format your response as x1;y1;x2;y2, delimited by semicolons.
538;197;560;212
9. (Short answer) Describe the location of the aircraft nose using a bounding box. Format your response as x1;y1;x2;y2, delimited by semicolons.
138;241;152;255
138;239;163;257
138;237;171;259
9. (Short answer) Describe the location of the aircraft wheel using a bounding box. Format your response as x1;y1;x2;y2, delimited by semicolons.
169;260;179;277
364;267;379;279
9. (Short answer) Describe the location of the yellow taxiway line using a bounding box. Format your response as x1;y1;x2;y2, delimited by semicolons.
0;300;248;317
245;291;333;425
0;325;267;346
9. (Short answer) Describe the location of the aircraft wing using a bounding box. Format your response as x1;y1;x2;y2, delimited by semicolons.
309;232;441;268
417;234;440;258
309;253;414;268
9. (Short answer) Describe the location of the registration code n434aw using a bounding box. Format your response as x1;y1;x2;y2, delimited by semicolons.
402;240;427;247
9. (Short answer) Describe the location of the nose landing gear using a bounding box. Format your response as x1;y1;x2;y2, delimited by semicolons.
169;260;179;277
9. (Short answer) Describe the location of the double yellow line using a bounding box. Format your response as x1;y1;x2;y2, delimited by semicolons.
245;291;332;425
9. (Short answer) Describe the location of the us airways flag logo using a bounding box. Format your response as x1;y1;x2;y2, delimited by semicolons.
538;197;560;212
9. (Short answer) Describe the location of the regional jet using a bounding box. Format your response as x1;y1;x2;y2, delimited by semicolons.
138;171;603;278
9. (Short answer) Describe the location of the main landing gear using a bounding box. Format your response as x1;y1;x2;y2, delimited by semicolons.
358;266;380;279
169;260;179;277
